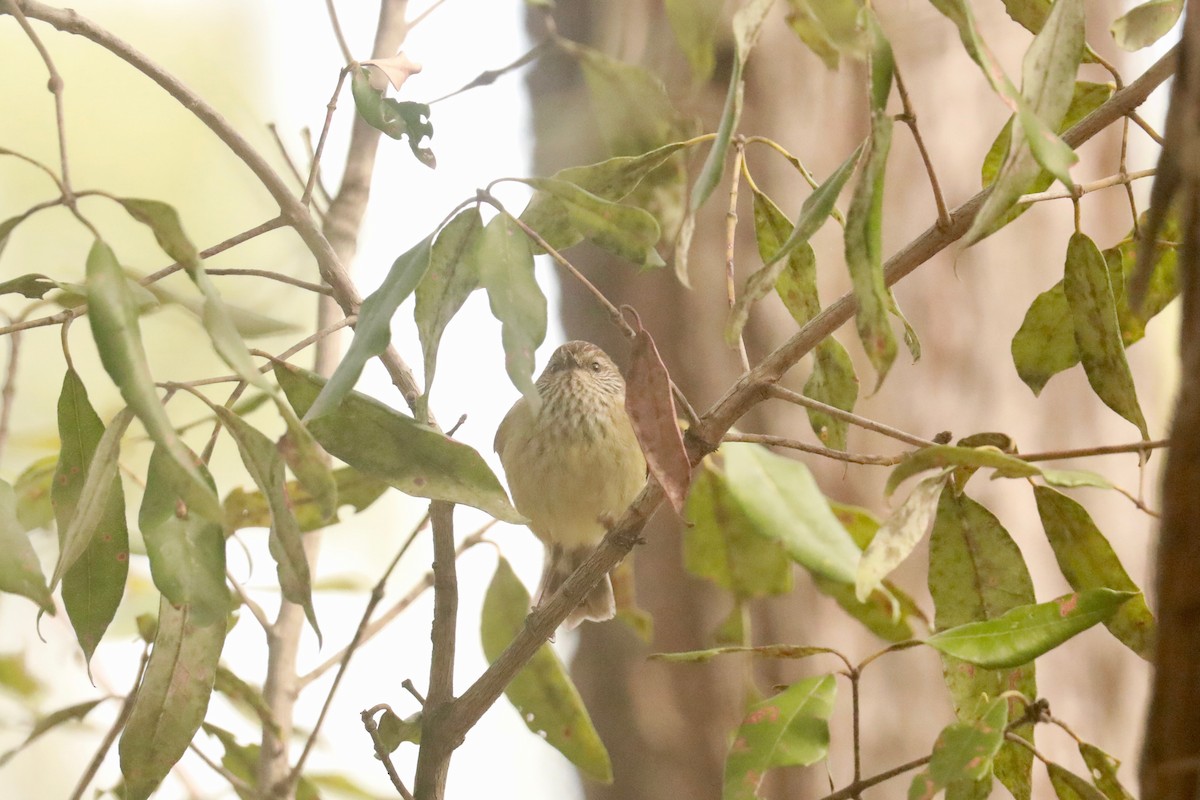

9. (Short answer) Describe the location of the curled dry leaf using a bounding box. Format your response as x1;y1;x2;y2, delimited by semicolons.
623;312;690;513
362;51;423;92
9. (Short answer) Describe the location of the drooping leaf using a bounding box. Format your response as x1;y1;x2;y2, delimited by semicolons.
139;446;229;627
927;589;1135;668
718;443;861;583
0;214;28;262
886;445;1040;496
844;31;897;387
857;473;947;601
224;466;389;534
909;696;1008;799
523;178;662;267
52;369;129;664
0;698;108;767
1064;233;1149;439
305;234;434;421
1048;763;1110;800
783;0;842;68
929;489;1036;800
723;674;837;800
1079;742;1135;800
1034;486;1154;658
625;322;688;512
14;455;56;532
965;0;1084;243
479;213;546;407
1039;469;1113;490
684;461;793;598
214;407;319;640
1110;0;1183;51
275;363;523;522
350;66;435;167
665;0;723;80
0;480;54;614
415;208;484;415
119;597;226;800
86;240;222;522
802;339;859;450
49;408;134;594
481;558;611;782
213;666;277;736
812;572;924;642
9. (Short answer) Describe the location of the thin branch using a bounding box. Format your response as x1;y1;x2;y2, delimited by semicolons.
402;679;427;706
267;123;313;197
300;127;334;206
323;0;354;66
1019;438;1169;462
723;432;903;465
188;742;256;795
68;644;151;800
298;525;489;687
205;268;332;295
362;707;415;800
816;755;933;800
893;65;951;230
404;0;449;36
227;568;272;632
302;67;351;208
766;384;938;448
1129;110;1166;145
1018;169;1156;205
0;316;22;464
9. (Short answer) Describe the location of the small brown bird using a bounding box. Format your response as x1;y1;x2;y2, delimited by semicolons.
494;340;646;628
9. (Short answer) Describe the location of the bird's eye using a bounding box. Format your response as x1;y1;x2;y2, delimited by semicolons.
590;360;603;372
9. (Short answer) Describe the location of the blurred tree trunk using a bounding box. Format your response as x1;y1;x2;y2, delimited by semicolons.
525;1;1151;797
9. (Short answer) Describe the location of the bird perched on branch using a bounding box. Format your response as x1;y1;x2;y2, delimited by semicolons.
495;340;646;629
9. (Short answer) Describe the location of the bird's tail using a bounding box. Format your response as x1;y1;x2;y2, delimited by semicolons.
536;544;615;629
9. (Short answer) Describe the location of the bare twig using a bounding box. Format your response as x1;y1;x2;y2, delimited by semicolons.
894;65;951;230
816;755;933;800
303;66;351;208
723;431;904;465
204;268;332;295
227;568;272;632
362;707;416;800
323;0;354;66
1129;110;1166;145
1019;438;1169;462
1018;169;1156;205
766;384;937;448
68;644;151;800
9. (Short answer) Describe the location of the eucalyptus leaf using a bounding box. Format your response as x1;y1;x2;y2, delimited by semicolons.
0;480;54;614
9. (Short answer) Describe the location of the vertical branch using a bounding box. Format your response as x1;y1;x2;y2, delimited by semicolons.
413;501;459;800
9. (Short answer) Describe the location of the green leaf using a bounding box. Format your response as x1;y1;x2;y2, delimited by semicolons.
523;178;662;267
856;473;947;601
1049;763;1110;800
1110;0;1183;50
965;0;1084;243
665;0;723;80
0;214;27;262
415;208;484;414
519;141;691;254
785;0;868;62
0;480;54;614
1064;233;1149;439
844;108;896;387
783;0;840;68
0;272;56;299
481;558;611;783
1078;742;1135;800
376;708;423;751
650;644;841;663
120;597;226;800
723;674;837;800
275;363;523;522
14;455;56;532
718;443;861;583
479;213;546;407
85;240;222;523
0;653;40;697
49;407;134;595
306;234;433;421
0;698;107;767
350;67;435;167
224;466;389;534
214;407;319;641
929;489;1036;800
568;41;682;157
683;461;793;598
927;589;1135;668
52;369;129;664
909;696;1008;799
1011;281;1080;396
886;445;1041;496
803;340;859;450
1040;468;1113;490
213;666;277;736
139;446;230;627
1034;486;1154;658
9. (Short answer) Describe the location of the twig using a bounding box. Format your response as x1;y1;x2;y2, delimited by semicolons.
413;501;458;799
267;123;313;199
766;384;937;448
1018;169;1156;205
816;755;933;800
724;431;903;465
300;127;334;206
67;644;151;800
303;67;351;209
1004;730;1053;765
362;707;415;800
427;39;547;105
1019;438;1169;462
323;0;354;66
227;568;272;632
402;679;427;706
1129;110;1165;145
0;316;22;464
404;0;449;35
188;742;256;795
893;65;951;230
204;268;332;295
